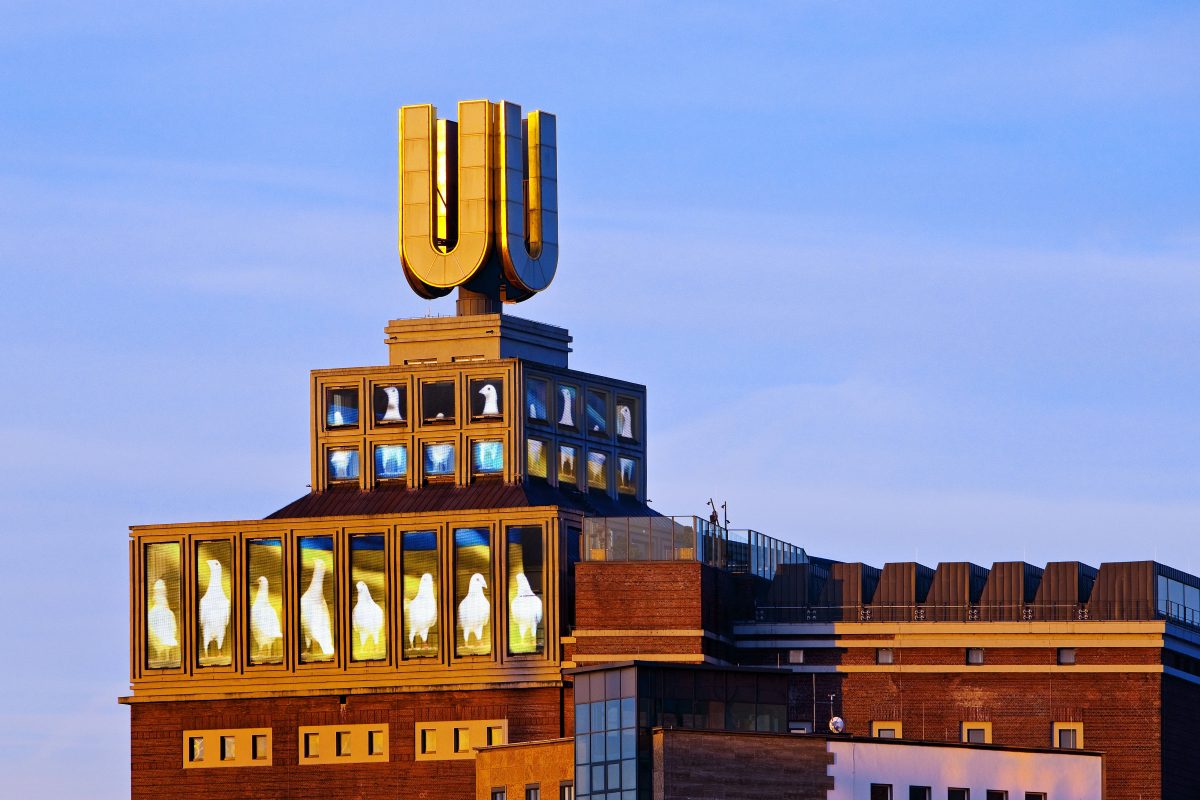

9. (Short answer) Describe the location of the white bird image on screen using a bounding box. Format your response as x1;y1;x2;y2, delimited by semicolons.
381;386;404;422
147;579;178;652
558;387;574;426
300;558;335;656
510;572;543;642
406;572;437;647
617;404;633;438
458;573;490;645
199;559;231;655
479;383;500;416
251;575;282;655
352;581;384;648
330;450;352;479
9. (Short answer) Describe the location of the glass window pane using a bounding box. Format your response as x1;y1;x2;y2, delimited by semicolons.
606;763;620;792
590;731;604;762
373;384;407;424
196;540;233;667
620;728;635;760
615;398;637;440
351;535;387;661
621;759;636;790
328;448;359;482
620;698;635;728
299;536;336;663
374;444;408;482
559;445;578;485
473;440;504;474
590;702;604;733
527;438;549;479
585;390;609;435
424;443;455;477
455;528;492;656
527;378;549;422
587;452;608;490
575;733;589;764
247;538;284;664
507;526;545;655
576;707;590;734
471;378;504;419
144;542;181;669
617;458;637;495
422;380;456;423
576;764;590;794
402;531;439;659
327;388;359;427
606;700;620;730
1158;575;1169;615
558;385;578;428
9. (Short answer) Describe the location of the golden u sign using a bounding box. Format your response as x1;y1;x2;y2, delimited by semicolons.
398;100;558;304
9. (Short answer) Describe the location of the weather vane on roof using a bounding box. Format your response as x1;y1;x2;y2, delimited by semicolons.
398;99;558;315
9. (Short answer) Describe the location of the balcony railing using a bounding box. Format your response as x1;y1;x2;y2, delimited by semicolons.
746;601;1184;625
582;516;807;574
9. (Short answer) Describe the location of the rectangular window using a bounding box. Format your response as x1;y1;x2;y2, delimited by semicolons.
220;735;235;761
423;442;455;479
1053;721;1083;749
1024;794;1047;800
527;378;549;422
526;786;541;800
421;728;436;755
188;736;205;763
965;727;986;744
373;383;407;425
402;531;439;659
877;727;897;739
487;725;504;746
454;727;470;753
1058;727;1078;749
304;732;320;758
326;387;359;428
507;526;545;655
877;648;894;665
336;731;351;757
247;538;284;664
585;390;609;435
615;397;637;440
350;534;387;661
527;438;549;479
909;788;931;800
455;528;492;656
788;649;805;664
617;456;637;494
586;451;608;490
558;445;578;485
328;448;359;482
986;792;1008;800
298;536;336;663
559;784;574;800
144;542;182;669
252;734;268;761
1057;647;1076;665
422;380;456;423
491;790;506;800
870;786;893;800
368;729;384;756
471;378;504;420
871;721;902;738
196;540;233;667
557;384;578;428
374;444;408;481
472;440;504;474
966;647;985;665
948;790;970;800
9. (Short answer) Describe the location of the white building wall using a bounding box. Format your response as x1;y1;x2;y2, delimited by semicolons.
826;740;1103;800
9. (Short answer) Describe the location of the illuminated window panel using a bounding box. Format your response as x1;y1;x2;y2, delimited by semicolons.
557;384;578;429
558;445;578;486
328;448;359;483
423;443;455;478
326;388;359;428
506;526;545;656
374;444;408;482
617;457;637;495
526;379;549;423
472;440;504;475
470;378;504;420
454;528;492;657
350;535;387;662
373;384;407;425
527;438;549;479
615;398;637;441
422;381;456;423
402;531;439;659
144;542;181;669
587;452;608;490
247;538;284;665
585;390;609;436
298;536;336;663
195;540;233;667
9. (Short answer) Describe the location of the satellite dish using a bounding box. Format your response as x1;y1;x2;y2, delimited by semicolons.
828;716;845;734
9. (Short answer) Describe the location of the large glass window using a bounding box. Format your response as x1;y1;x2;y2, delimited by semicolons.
424;443;455;478
527;438;549;479
587;452;608;491
615;398;637;441
559;445;578;486
195;540;233;667
455;528;492;657
471;378;504;420
527;379;549;422
422;381;456;423
585;390;609;436
144;542;181;669
328;448;359;483
506;526;545;655
402;531;439;659
574;667;637;800
373;384;407;425
472;440;504;475
350;535;387;662
326;388;359;428
298;536;336;663
247;538;284;665
617;457;637;495
557;384;578;428
374;444;408;482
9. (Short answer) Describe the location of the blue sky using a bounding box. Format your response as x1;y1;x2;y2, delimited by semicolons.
1;2;1197;795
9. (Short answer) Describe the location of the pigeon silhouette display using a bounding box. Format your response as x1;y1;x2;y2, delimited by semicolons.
478;383;500;416
406;572;437;647
617;404;633;438
147;578;178;653
300;559;335;656
352;580;384;649
558;387;574;426
330;450;354;479
380;385;404;422
250;575;282;656
458;573;490;645
199;559;231;656
510;572;543;643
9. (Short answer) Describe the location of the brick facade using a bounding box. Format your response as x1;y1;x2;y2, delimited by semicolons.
652;728;833;800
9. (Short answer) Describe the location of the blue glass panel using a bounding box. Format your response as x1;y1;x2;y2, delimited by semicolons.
375;444;407;480
621;728;635;760
404;530;436;551
590;702;604;733
455;528;489;549
576;704;590;734
576;765;590;794
606;699;620;730
328;449;359;481
424;443;455;476
590;730;604;762
621;759;636;790
327;389;359;427
575;733;589;764
620;698;635;728
350;536;384;551
591;765;605;791
606;764;620;792
527;380;548;421
472;440;504;473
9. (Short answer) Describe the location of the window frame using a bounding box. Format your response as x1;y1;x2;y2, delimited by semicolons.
876;647;895;665
966;647;985;665
960;721;992;744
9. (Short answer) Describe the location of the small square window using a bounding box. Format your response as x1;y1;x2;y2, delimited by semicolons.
491;789;507;800
472;440;504;474
558;445;578;484
424;443;455;477
220;735;235;761
526;786;542;800
948;789;970;800
617;456;637;494
966;647;985;665
471;378;505;419
373;384;407;424
188;736;205;763
876;727;897;739
787;649;805;665
454;727;470;753
965;727;986;744
326;388;359;428
527;438;549;479
877;648;894;665
328;448;360;482
336;731;351;757
908;788;931;800
526;379;549;422
420;728;436;755
615;398;637;440
586;451;608;490
870;785;893;800
1057;647;1076;665
304;732;320;758
1058;727;1078;749
252;734;268;761
375;444;408;481
585;390;609;435
422;381;456;423
560;784;575;800
487;725;504;746
368;729;384;756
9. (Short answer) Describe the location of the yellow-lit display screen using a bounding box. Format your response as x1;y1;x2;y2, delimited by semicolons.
298;536;336;663
454;528;492;657
350;535;387;662
559;445;578;485
618;457;638;495
247;538;284;664
527;438;548;479
144;542;181;669
506;526;545;655
402;531;439;659
195;540;233;667
587;451;608;490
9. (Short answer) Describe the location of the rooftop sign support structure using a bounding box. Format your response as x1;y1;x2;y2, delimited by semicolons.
398;99;558;316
